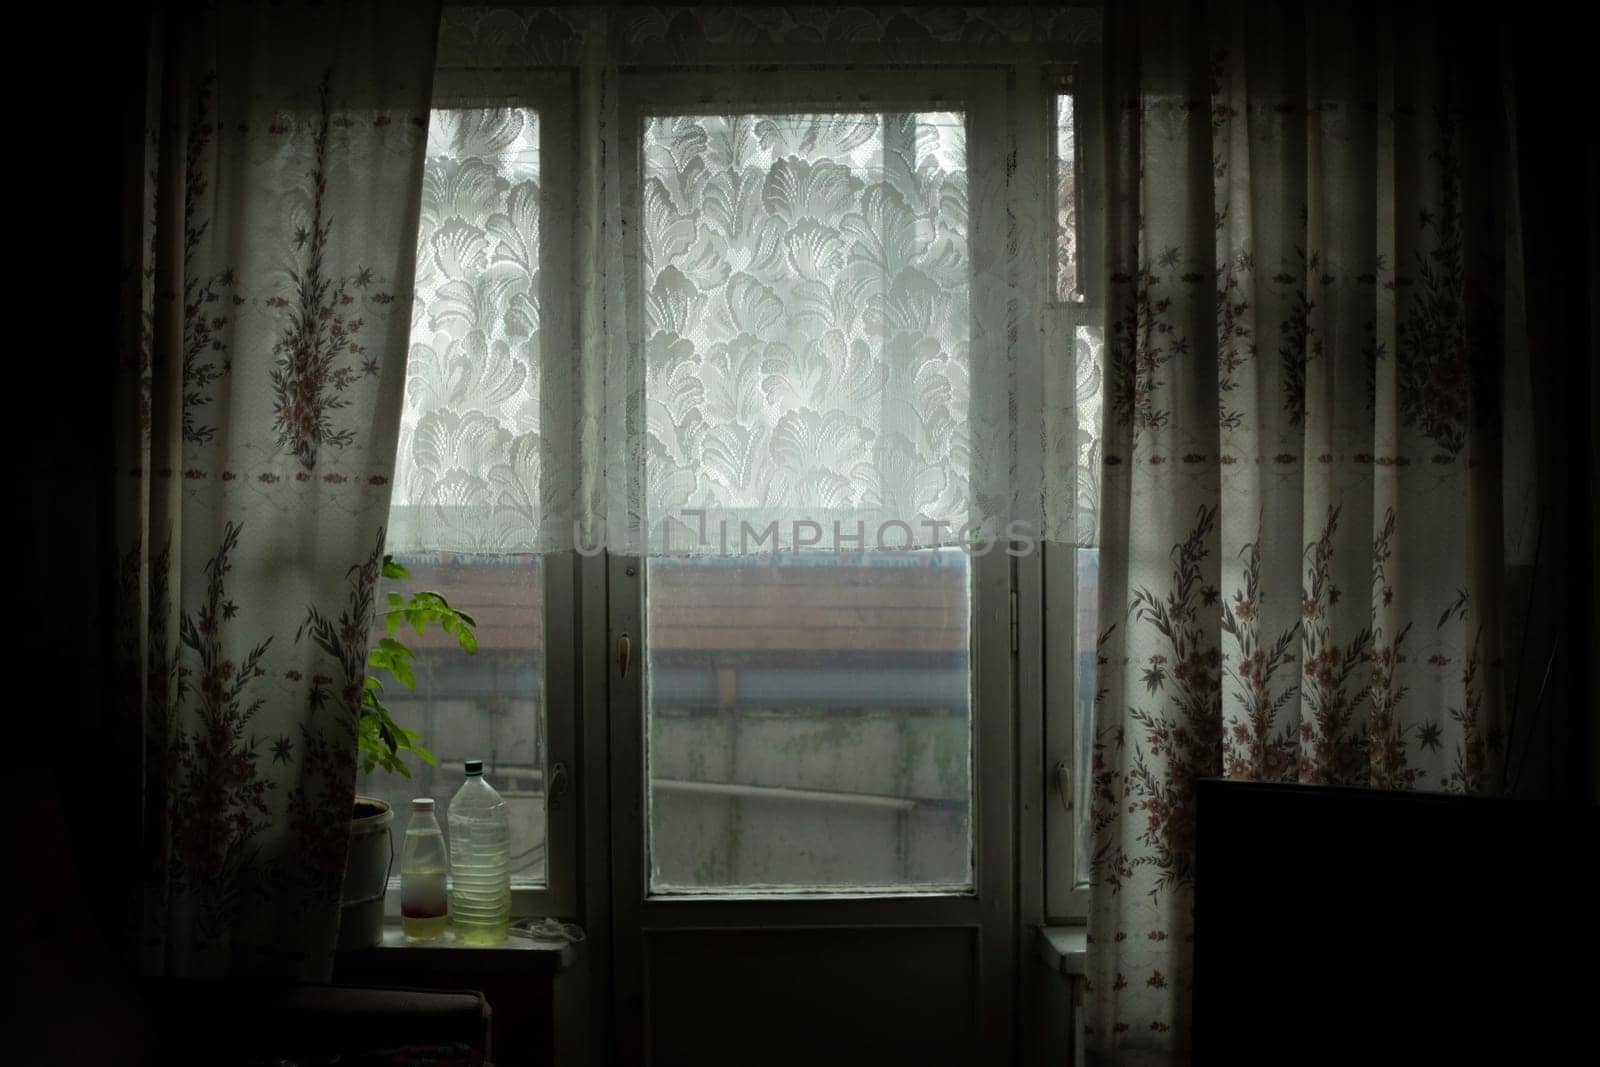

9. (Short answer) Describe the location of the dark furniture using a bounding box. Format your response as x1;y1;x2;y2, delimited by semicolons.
1194;779;1597;1064
335;932;576;1067
139;979;492;1065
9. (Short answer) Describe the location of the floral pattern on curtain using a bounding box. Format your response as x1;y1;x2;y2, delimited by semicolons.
1085;1;1530;1058
115;1;439;978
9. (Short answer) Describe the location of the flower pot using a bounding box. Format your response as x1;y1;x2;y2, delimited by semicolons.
337;795;394;952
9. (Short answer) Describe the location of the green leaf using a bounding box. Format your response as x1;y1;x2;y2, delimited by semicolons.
391;658;416;691
360;560;480;778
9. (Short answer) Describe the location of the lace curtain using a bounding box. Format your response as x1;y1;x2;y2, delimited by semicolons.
384;4;1104;558
116;1;439;978
1085;1;1532;1058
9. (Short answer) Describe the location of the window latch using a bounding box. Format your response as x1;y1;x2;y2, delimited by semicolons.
548;761;570;811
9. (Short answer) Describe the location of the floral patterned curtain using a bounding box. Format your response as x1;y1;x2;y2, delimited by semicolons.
1085;1;1531;1058
116;1;439;979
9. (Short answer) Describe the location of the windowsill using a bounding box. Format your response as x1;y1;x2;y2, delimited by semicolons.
1037;924;1087;976
339;923;581;975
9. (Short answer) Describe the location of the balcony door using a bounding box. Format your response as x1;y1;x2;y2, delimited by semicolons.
606;68;1017;1066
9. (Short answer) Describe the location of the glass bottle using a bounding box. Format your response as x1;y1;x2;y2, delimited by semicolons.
399;797;448;941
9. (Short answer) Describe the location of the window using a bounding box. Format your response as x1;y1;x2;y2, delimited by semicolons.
636;107;979;893
369;99;577;916
363;555;548;884
365;61;1100;928
646;551;972;891
379;24;1103;1057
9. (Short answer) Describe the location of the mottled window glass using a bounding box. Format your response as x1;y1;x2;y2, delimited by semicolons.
646;552;972;892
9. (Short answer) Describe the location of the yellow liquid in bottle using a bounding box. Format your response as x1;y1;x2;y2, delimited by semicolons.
402;912;449;941
452;919;509;946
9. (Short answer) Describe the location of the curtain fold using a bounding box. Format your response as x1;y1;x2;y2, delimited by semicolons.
1086;0;1531;1057
116;0;440;979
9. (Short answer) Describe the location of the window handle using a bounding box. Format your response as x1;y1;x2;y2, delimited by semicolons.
1053;759;1073;812
617;632;631;678
548;762;569;811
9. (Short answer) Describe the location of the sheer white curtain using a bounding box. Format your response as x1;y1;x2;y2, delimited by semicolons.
382;4;1104;560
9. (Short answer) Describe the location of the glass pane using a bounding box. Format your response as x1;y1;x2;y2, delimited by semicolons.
1073;546;1099;886
1055;93;1083;303
639;107;975;892
390;107;544;555
638;109;971;552
361;555;547;886
1074;324;1103;546
372;107;549;889
647;551;972;891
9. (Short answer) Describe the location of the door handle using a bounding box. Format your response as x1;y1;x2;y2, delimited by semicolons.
548;761;569;811
617;632;631;678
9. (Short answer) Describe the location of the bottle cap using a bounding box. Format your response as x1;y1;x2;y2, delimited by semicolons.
465;759;484;776
411;798;434;810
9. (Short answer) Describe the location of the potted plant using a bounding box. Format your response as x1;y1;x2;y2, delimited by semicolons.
313;555;478;951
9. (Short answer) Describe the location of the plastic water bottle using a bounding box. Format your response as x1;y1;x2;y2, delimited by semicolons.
447;759;510;944
399;797;448;941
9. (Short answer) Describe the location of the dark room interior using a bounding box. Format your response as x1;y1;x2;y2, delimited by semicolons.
25;1;1597;1064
